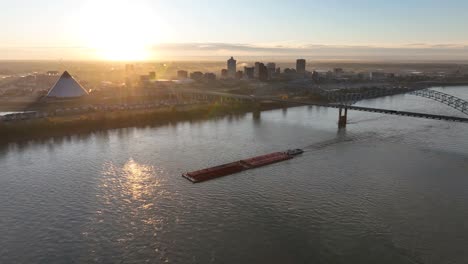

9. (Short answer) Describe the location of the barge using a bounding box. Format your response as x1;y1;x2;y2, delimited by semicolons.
182;149;303;183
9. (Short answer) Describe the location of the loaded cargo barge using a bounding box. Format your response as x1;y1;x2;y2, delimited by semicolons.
182;149;303;183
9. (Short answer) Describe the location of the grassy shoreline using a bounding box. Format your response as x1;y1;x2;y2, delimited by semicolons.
0;102;281;144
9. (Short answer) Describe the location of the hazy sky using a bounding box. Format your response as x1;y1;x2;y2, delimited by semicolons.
1;0;468;60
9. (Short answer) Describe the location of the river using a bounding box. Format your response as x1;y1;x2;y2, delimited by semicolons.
1;86;467;264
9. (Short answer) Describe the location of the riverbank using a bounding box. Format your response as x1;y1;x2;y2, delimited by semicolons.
0;101;281;144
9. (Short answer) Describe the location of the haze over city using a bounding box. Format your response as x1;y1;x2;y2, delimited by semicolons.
2;0;468;61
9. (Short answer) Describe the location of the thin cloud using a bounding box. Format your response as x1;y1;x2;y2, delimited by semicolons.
152;42;468;54
1;43;468;61
148;42;468;61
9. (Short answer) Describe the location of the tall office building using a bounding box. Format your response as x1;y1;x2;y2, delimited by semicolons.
244;67;254;79
258;63;268;81
227;57;237;78
296;59;306;74
204;72;217;80
275;67;281;75
190;71;204;80
266;63;276;79
221;69;228;79
254;62;261;78
177;70;188;79
235;71;243;80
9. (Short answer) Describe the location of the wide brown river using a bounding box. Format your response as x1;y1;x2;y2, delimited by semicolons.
1;86;467;264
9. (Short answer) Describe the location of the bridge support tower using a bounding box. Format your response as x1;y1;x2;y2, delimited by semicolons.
338;107;348;128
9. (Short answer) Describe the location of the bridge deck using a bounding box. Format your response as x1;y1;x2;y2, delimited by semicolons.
338;105;468;122
271;100;468;123
177;89;468;123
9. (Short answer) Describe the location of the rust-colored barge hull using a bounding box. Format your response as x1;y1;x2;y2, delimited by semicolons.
183;150;299;183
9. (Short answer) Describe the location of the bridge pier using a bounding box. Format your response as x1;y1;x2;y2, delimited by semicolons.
338;107;348;128
253;109;261;120
252;100;262;121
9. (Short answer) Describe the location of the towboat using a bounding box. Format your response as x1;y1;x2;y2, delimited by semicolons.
286;149;304;156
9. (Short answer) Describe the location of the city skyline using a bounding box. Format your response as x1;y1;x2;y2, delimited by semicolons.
1;0;468;60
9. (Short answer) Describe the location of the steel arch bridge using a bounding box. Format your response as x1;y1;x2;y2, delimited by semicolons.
410;89;468;115
174;87;468;128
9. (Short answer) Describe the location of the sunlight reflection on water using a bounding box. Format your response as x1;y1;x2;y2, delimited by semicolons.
82;159;172;262
102;158;162;201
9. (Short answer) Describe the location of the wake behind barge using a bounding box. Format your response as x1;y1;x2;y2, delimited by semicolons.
182;149;303;183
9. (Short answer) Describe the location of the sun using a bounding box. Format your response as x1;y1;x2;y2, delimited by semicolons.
78;0;157;61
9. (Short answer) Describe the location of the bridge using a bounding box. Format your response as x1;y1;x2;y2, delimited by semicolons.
410;89;468;115
266;99;468;127
178;88;468;128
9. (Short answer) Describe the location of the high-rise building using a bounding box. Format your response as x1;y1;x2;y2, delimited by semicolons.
266;63;276;70
244;67;254;79
227;57;237;78
254;62;261;78
236;71;243;80
275;67;281;75
190;71;204;80
221;69;228;79
177;70;188;79
296;59;306;74
258;63;268;81
204;72;216;80
266;63;276;79
312;70;319;81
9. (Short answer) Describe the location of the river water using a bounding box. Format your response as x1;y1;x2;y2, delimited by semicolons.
1;86;467;264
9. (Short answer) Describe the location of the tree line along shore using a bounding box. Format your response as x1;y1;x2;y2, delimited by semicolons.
0;101;283;144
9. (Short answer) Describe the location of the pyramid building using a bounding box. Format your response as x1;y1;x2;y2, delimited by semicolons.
46;71;89;98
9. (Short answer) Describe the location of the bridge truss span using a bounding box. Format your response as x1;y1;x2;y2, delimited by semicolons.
410;89;468;115
175;88;468;125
